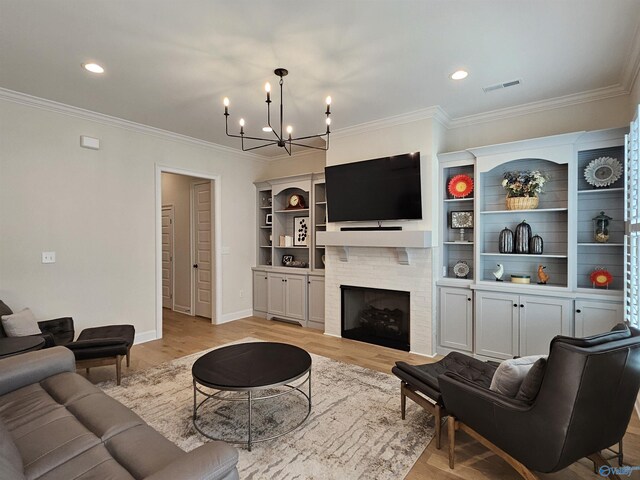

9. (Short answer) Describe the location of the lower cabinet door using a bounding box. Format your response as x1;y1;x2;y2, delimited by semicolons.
267;273;286;317
439;287;473;352
519;295;573;356
575;300;623;337
284;274;307;322
253;271;268;313
475;291;519;360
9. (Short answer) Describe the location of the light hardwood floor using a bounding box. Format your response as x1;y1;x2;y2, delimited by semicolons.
80;311;640;480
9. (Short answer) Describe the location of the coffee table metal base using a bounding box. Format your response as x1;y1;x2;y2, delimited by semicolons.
192;370;311;451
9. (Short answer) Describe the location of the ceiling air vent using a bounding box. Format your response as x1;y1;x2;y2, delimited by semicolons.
482;79;522;93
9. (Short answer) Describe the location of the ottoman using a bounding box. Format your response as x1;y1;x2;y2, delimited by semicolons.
392;351;496;449
74;324;135;385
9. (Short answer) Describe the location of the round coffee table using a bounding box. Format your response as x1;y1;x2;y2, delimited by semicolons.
192;342;311;451
0;336;45;358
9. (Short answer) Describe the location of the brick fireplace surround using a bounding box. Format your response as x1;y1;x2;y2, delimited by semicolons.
323;246;434;355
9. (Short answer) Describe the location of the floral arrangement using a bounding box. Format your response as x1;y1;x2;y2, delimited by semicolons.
502;170;548;198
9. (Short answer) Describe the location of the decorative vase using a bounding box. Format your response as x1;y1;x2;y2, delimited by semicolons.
506;196;539;210
592;211;612;243
530;235;544;255
498;227;514;253
515;221;532;254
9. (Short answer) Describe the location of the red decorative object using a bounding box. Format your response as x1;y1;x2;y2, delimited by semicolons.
448;174;474;198
590;269;613;288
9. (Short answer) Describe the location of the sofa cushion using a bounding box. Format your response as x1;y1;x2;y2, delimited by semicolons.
37;445;135;480
489;355;546;397
515;357;547;403
105;425;184;479
0;383;65;431
1;308;41;337
0;419;25;480
66;393;144;441
14;414;100;480
40;372;102;406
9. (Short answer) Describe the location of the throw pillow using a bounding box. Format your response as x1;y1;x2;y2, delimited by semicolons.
1;308;41;337
515;357;547;403
489;355;546;398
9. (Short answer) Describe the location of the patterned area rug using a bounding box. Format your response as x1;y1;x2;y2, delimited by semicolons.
99;339;433;479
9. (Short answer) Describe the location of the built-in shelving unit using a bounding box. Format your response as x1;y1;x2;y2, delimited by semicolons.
256;187;273;267
436;128;628;360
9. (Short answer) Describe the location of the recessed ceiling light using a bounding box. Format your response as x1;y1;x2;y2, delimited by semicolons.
262;126;273;132
83;63;104;74
450;70;468;80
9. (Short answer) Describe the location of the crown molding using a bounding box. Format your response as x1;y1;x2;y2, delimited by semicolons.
0;87;268;163
331;105;451;139
447;84;629;129
268;146;328;162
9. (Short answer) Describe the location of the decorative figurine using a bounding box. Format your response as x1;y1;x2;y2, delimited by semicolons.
530;235;544;254
492;264;504;282
537;265;549;284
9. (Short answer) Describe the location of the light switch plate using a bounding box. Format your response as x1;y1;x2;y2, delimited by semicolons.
42;251;56;263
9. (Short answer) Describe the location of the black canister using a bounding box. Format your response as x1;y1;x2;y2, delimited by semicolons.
515;221;532;254
530;234;544;255
499;227;514;253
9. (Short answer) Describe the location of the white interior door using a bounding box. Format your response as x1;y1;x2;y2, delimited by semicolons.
193;182;213;319
161;206;174;309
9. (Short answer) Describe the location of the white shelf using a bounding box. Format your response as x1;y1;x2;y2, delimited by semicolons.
480;207;568;214
444;198;474;203
578;243;624;247
275;208;310;213
259;245;272;248
259;225;272;229
274;245;308;249
577;187;624;194
481;252;568;258
316;201;327;205
316;223;326;227
444;241;474;245
259;206;272;210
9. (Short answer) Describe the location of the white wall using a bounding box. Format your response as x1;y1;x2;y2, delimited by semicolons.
0;98;263;340
258;149;326;180
631;79;640;119
442;94;630;153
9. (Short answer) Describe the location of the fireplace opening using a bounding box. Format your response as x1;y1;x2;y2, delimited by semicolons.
341;285;410;351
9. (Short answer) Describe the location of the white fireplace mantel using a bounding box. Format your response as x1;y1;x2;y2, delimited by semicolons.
316;230;432;265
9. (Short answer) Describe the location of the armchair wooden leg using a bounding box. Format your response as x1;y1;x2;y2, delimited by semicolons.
448;416;457;469
435;404;442;450
116;355;123;385
400;382;407;420
126;347;131;367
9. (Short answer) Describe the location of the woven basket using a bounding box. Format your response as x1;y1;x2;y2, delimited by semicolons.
506;195;539;210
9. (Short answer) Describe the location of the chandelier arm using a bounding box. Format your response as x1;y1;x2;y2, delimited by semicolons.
290;132;330;142
241;141;280;152
227;132;279;142
283;143;291;156
289;142;329;151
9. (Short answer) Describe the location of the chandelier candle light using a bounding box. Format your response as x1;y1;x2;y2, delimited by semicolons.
223;68;332;155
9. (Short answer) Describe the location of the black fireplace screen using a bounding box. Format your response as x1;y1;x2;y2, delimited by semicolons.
341;285;410;351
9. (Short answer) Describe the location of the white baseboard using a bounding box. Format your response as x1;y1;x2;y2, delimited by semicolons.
252;310;267;319
218;309;253;325
134;330;158;345
409;350;438;359
323;332;342;339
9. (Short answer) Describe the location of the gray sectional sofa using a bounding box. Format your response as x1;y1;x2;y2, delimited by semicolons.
0;347;239;480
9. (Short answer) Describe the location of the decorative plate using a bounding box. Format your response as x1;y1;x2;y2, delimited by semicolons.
590;268;613;287
448;174;474;198
583;157;622;188
453;261;470;278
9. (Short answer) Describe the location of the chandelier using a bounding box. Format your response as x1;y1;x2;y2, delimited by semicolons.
223;68;331;155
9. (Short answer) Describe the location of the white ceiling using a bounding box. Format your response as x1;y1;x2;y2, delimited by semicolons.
1;0;639;156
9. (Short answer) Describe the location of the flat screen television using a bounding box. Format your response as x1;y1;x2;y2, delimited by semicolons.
325;152;422;222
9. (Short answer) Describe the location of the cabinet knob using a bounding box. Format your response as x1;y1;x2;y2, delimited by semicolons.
520;304;524;308
514;304;518;308
467;297;471;302
576;309;582;313
264;277;267;280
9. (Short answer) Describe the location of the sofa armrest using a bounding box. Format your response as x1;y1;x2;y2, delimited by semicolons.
144;442;239;480
0;347;75;396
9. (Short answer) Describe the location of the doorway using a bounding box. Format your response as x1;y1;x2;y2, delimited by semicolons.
156;166;221;339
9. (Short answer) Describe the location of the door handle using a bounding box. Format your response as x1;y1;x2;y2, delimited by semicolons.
193;264;198;268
